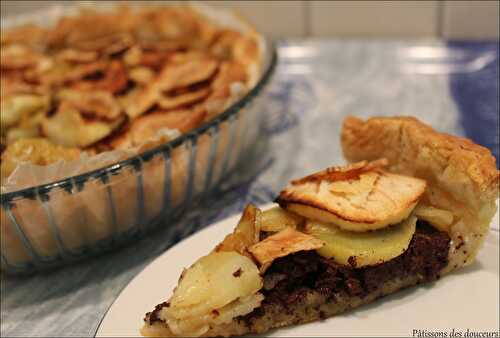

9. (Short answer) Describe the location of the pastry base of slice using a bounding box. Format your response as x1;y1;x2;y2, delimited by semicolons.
142;222;450;337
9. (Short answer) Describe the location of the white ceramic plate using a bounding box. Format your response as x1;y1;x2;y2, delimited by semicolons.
96;204;500;337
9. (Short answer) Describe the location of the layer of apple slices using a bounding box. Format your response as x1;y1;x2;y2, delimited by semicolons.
277;160;427;232
413;203;454;233
304;216;417;267
260;206;304;232
160;251;263;336
155;204;267;337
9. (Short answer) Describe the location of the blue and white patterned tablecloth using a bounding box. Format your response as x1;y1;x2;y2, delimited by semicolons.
1;39;498;337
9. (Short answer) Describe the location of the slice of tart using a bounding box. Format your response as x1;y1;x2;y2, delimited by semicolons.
141;116;499;337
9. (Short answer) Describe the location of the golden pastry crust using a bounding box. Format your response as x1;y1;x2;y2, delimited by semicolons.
341;116;499;273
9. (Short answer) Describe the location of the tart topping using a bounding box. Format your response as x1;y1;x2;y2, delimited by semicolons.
125;58;218;120
1;5;259;177
150;205;265;336
215;204;262;259
167;252;262;314
413;204;454;232
56;89;122;121
260;206;304;232
41;103;125;148
161;251;263;336
290;158;388;185
248;227;325;273
1;138;80;178
304;216;417;267
109;108;205;149
157;87;210;110
277;160;427;232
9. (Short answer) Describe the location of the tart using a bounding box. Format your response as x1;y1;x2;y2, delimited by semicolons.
0;4;261;178
141;116;499;337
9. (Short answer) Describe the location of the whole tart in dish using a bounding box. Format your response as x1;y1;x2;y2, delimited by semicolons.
0;4;262;179
140;116;499;337
0;3;271;273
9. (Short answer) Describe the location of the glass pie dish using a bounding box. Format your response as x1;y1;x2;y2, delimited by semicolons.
0;3;277;274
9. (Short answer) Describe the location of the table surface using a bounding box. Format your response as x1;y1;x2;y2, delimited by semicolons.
1;39;499;337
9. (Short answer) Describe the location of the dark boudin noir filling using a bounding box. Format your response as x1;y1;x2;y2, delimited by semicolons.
146;220;450;325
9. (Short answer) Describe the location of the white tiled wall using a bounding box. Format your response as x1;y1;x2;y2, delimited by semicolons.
310;1;439;37
197;1;308;37
442;0;499;40
1;0;498;39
